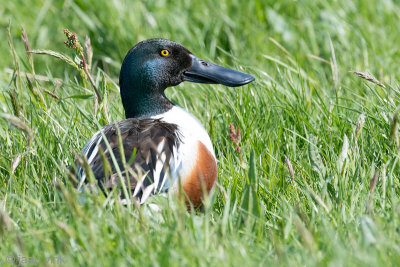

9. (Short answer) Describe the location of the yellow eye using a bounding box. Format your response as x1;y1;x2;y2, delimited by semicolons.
160;49;170;57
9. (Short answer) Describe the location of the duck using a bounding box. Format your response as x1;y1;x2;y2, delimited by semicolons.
77;38;254;208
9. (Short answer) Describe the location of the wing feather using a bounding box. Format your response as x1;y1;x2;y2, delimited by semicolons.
78;118;180;203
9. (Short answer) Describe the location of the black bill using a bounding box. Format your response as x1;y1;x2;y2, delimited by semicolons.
183;54;254;87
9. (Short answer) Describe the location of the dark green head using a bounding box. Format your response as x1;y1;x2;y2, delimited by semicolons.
119;39;254;118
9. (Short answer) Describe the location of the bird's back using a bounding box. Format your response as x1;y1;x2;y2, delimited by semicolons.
79;118;180;203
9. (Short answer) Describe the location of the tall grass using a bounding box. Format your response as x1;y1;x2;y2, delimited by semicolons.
1;0;400;266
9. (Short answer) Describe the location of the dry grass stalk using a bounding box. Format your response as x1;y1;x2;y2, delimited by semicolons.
367;168;380;215
306;185;330;214
269;37;291;56
329;36;338;86
21;27;34;70
306;54;331;65
11;154;22;174
85;35;93;70
8;89;20;117
0;208;13;236
285;155;295;181
30;49;80;71
5;68;63;85
216;183;228;201
293;215;315;252
55;221;76;239
369;169;379;194
351;71;386;89
381;165;386;202
389;111;399;148
355;113;365;141
0;113;34;147
284;155;299;197
40;87;60;100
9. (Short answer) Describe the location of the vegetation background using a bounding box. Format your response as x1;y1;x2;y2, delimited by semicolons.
1;0;400;266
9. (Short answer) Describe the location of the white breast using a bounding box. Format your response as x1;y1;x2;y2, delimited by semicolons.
152;106;214;155
151;106;215;186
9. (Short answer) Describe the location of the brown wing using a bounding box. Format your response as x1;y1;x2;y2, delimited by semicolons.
78;118;180;202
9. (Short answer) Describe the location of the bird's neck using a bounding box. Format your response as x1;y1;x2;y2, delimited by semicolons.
121;85;174;119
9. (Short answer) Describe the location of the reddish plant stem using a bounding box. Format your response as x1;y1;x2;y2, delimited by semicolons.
80;54;101;102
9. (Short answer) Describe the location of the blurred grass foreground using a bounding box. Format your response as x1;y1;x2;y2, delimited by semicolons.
1;0;400;266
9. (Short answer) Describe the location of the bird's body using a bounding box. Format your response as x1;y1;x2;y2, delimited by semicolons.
78;39;254;207
152;106;217;206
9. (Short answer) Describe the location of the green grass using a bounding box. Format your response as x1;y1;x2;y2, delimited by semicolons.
1;0;400;266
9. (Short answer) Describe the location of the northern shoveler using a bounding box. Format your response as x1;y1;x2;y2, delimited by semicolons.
78;39;254;207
